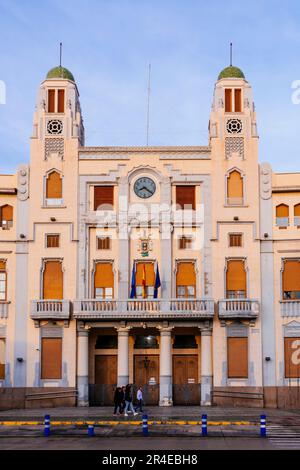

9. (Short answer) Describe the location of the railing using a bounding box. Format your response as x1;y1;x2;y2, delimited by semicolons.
170;298;214;314
218;299;259;319
280;300;300;317
127;299;161;312
0;302;9;319
30;300;71;319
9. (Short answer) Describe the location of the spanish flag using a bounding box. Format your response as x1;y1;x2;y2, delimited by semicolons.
142;264;147;298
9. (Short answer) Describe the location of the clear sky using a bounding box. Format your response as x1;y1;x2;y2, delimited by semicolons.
0;0;300;173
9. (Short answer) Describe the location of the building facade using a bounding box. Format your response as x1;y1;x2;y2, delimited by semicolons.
0;64;300;409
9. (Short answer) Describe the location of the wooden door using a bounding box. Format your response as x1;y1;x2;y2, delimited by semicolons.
90;355;117;406
134;355;159;405
173;355;200;405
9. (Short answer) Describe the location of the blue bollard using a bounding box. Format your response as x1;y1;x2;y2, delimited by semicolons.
201;414;208;437
260;414;267;437
88;424;95;437
142;414;149;436
44;414;50;437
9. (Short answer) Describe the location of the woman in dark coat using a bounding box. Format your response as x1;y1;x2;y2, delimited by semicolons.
113;387;122;415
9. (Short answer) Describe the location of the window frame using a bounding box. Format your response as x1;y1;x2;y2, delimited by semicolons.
46;234;60;248
229;233;243;248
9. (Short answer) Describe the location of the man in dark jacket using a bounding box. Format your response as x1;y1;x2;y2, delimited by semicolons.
113;387;122;415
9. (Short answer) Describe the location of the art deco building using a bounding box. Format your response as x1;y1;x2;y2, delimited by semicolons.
0;64;299;409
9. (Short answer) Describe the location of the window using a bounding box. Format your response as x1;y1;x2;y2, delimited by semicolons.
294;204;300;227
276;204;289;227
282;260;300;300
47;89;65;114
234;89;242;112
97;236;111;250
95;335;118;349
173;335;198;349
94;186;114;211
227;337;248;378
225;88;242;113
46;234;60;248
178;235;193;249
57;90;65;113
43;260;63;300
229;233;242;247
135;263;155;299
94;262;114;299
225;89;232;112
0;205;13;229
0;261;6;301
48;90;55;113
226;259;246;298
46;171;62;206
0;339;5;380
134;335;159;349
176;186;195;210
227;170;243;205
284;337;300;378
41;338;62;379
176;262;196;298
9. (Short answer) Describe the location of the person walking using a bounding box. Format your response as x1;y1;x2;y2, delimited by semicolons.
135;386;143;412
124;384;138;416
113;387;122;415
120;385;126;413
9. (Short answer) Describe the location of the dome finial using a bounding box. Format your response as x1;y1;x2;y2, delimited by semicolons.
230;42;233;67
59;42;62;68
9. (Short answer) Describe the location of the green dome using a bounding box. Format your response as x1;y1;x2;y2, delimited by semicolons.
218;66;245;80
46;66;75;82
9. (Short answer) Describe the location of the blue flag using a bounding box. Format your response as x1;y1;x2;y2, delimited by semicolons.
130;262;136;299
154;262;161;299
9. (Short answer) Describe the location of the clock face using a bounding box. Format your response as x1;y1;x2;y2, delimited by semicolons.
134;177;156;199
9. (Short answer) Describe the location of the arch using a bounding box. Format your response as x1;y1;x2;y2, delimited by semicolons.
276;204;289;227
42;259;63;300
282;259;300;300
294;204;300;226
226;169;244;205
45;170;62;202
0;205;13;229
176;261;196;298
226;259;247;298
93;261;114;299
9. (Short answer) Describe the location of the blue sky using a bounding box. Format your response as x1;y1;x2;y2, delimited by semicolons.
1;0;300;173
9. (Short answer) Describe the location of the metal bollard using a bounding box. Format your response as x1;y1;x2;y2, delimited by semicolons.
260;414;267;437
44;414;50;437
142;414;149;436
201;414;208;437
88;424;95;437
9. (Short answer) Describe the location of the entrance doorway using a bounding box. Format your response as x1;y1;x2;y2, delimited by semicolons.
89;355;117;406
134;355;159;405
173;355;200;405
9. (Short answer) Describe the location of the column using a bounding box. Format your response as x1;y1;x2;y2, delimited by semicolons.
117;327;130;386
77;330;89;407
159;327;173;406
201;329;213;406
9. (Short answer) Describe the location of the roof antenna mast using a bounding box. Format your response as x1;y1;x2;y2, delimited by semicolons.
59;42;63;68
230;42;233;66
146;63;151;146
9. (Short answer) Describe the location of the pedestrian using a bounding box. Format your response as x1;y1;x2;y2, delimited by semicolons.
124;384;138;416
135;386;143;412
120;385;126;413
113;386;122;415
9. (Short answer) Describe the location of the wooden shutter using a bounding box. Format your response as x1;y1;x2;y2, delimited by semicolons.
136;263;155;286
94;186;114;210
176;186;195;210
43;261;63;299
1;205;13;221
176;262;196;287
97;237;111;250
276;204;289;217
227;171;243;198
283;260;300;293
0;339;4;380
94;263;114;290
226;260;246;292
0;260;6;270
46;235;60;248
229;234;242;247
41;338;62;379
227;337;248;378
57;90;65;113
48;90;55;113
284;337;300;378
234;89;242;112
46;172;62;198
225;89;232;112
294;204;300;216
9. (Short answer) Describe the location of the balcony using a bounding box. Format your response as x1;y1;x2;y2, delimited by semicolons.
0;302;9;319
30;300;71;320
218;299;259;320
280;300;300;317
73;299;215;320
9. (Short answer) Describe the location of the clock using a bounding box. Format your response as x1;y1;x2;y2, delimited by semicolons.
134;177;156;199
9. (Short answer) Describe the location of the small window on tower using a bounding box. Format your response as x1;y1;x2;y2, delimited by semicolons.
97;236;111;250
234;89;242;112
229;233;242;247
46;234;60;248
57;90;65;113
178;235;193;249
225;89;232;112
48;90;55;113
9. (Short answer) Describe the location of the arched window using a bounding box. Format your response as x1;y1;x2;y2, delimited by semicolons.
227;170;243;205
276;204;289;227
135;262;155;299
176;262;196;298
282;260;300;300
45;171;62;206
0;260;7;301
43;260;63;299
294;204;300;227
94;262;114;299
226;259;246;299
0;205;13;229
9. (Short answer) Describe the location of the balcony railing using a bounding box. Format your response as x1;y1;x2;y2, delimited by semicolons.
280;300;300;317
30;300;71;320
218;299;259;319
0;302;9;319
73;299;215;319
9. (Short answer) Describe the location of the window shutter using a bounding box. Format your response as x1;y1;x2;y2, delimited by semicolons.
229;234;242;247
97;237;111;250
48;90;55;113
176;186;195;209
227;337;248;378
0;260;6;270
94;263;114;290
226;260;246;292
227;171;243;198
234;89;242;112
57;90;65;113
46;235;60;248
43;261;63;299
94;186;114;210
136;263;155;286
276;204;289;217
284;337;300;378
294;204;300;216
225;89;232;112
1;205;13;222
41;338;62;379
176;262;196;287
0;339;5;380
46;172;62;199
282;260;300;293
